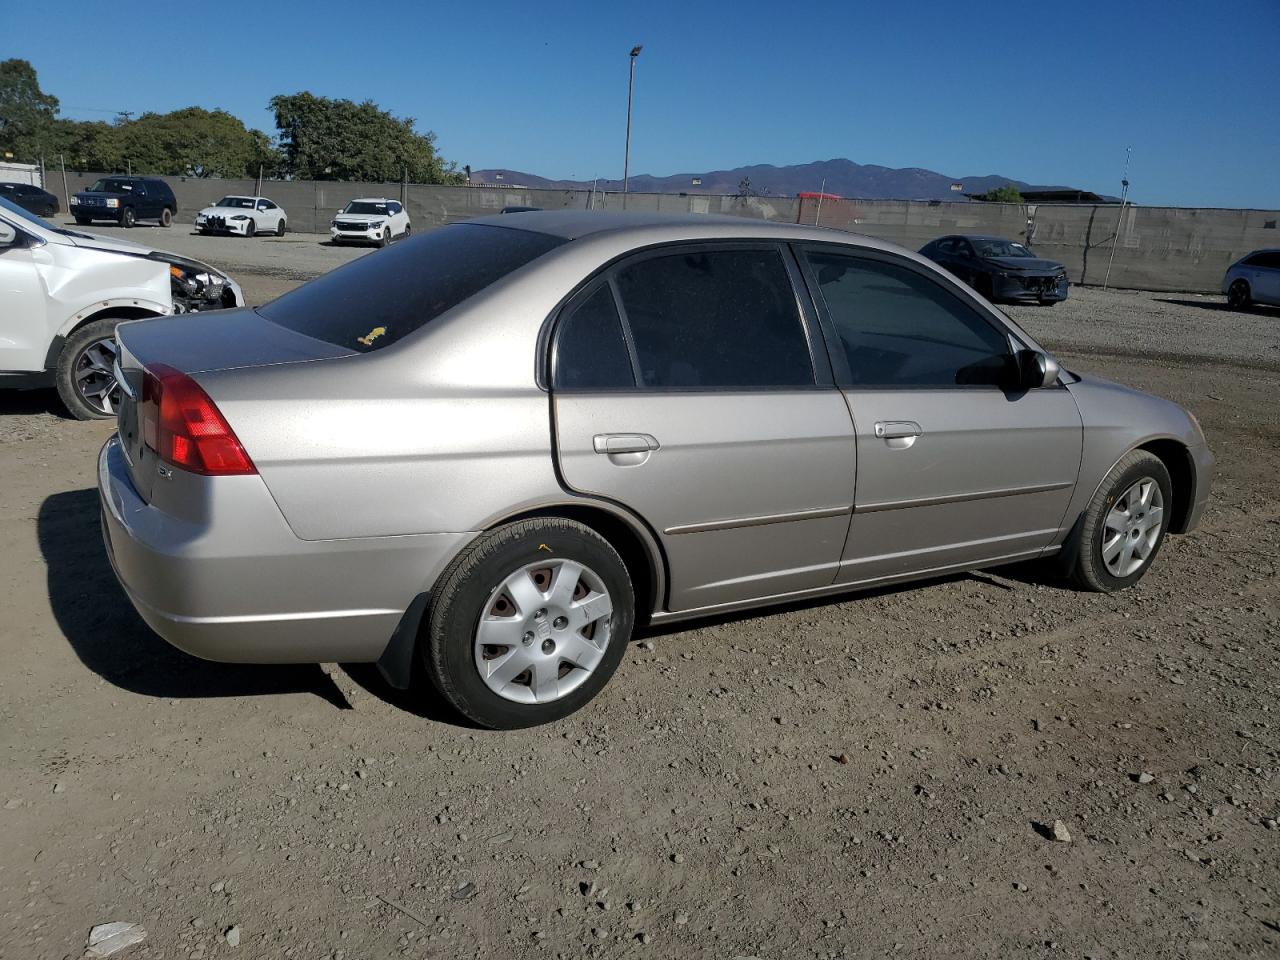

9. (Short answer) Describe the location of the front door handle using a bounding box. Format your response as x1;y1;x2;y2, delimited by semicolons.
593;433;660;455
874;421;922;440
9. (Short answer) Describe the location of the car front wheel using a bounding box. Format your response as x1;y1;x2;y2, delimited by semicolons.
422;518;635;729
55;318;127;420
120;207;136;228
1227;279;1252;310
1069;450;1172;592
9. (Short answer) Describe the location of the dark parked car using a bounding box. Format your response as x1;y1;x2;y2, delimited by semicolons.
0;182;59;217
70;176;177;228
921;235;1068;305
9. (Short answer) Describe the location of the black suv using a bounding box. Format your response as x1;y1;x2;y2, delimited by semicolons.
70;176;177;228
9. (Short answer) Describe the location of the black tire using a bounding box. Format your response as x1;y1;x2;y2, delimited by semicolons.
403;223;411;239
159;207;173;227
1227;279;1252;310
276;218;286;237
377;228;390;248
244;219;256;238
55;317;129;420
422;518;635;729
120;206;135;228
1069;450;1173;592
74;216;90;225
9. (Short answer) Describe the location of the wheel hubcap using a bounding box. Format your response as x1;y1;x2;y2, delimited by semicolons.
1101;477;1164;578
74;337;120;416
474;559;613;704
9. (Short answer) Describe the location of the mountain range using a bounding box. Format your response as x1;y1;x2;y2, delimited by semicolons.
470;158;1079;201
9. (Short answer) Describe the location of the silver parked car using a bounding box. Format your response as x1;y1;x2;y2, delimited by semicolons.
99;212;1213;728
1222;248;1280;310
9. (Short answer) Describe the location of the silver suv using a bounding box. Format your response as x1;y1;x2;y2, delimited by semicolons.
99;212;1213;728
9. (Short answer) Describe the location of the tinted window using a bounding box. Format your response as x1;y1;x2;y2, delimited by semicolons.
388;201;402;214
258;224;566;352
805;252;1012;388
613;248;812;389
554;284;635;390
934;239;955;255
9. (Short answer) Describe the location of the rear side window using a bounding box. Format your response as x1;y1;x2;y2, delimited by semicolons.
613;248;813;389
805;252;1013;388
258;224;566;352
553;284;635;390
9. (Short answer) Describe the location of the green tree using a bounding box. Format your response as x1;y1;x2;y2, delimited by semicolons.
0;59;60;161
270;91;462;183
112;108;283;178
980;183;1025;203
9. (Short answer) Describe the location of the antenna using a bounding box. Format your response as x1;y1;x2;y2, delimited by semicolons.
1102;147;1132;290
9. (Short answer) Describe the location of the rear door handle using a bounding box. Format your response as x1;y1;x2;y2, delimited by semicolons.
593;433;660;455
874;421;922;440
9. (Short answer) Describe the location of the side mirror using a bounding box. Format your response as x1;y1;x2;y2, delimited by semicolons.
1015;349;1060;390
0;221;17;246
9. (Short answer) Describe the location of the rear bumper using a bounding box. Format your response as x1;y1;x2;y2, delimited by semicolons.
98;436;472;664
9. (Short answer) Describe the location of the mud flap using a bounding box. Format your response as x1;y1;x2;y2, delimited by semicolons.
375;592;430;690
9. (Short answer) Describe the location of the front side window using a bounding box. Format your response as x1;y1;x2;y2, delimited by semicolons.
258;223;566;352
553;284;635;390
612;248;813;389
805;251;1013;388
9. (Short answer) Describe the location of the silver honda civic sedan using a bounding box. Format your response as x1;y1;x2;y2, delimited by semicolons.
99;211;1213;728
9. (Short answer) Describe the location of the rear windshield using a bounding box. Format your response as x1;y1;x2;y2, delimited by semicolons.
256;224;567;352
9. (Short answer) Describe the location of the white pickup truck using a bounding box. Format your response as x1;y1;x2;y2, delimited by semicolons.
0;197;243;419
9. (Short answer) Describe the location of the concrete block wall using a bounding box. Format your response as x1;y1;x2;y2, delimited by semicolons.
46;171;1280;293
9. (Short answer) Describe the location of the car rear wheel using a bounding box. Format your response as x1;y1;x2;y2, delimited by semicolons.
55;318;126;420
403;224;411;238
276;218;286;237
422;518;635;729
120;207;136;228
159;207;173;227
1069;450;1172;592
1227;279;1252;310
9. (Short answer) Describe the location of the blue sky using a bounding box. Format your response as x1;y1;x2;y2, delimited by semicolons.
12;0;1278;207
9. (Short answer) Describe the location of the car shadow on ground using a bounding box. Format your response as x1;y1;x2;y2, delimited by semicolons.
0;388;66;419
38;488;350;709
1156;297;1278;316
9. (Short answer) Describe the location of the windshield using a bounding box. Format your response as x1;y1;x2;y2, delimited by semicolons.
215;197;256;209
975;239;1034;258
88;178;137;193
257;224;566;352
343;201;390;215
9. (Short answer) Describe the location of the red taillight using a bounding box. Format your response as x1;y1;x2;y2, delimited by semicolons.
139;363;256;476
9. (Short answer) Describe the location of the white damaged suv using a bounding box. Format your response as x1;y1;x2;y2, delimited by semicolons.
0;197;243;419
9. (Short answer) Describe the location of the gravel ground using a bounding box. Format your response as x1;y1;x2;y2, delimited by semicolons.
1;247;1277;960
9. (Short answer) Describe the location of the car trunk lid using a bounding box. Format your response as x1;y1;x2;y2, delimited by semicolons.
113;307;355;502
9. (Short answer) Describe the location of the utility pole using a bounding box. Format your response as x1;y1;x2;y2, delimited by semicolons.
623;45;642;210
1102;147;1132;291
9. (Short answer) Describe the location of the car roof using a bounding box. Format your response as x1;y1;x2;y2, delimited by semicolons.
350;197;396;203
464;209;880;245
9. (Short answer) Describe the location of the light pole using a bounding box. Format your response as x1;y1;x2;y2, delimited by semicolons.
623;44;642;209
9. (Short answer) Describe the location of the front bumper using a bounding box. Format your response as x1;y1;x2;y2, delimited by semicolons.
330;227;382;244
98;436;472;664
992;274;1069;303
70;202;122;221
196;217;252;235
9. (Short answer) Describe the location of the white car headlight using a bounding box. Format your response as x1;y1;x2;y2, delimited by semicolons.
230;215;249;221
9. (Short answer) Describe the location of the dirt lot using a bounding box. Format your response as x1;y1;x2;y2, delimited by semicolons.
1;243;1278;960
